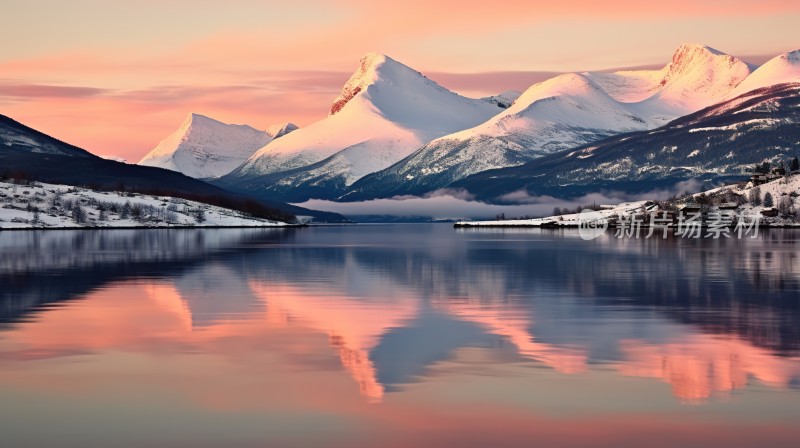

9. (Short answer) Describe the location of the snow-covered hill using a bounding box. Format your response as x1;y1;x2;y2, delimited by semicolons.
217;53;505;200
0;179;290;229
138;113;298;179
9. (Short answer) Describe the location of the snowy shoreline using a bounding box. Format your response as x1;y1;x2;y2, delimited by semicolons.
1;179;296;230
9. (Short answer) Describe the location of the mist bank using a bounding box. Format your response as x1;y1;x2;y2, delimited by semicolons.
293;181;704;221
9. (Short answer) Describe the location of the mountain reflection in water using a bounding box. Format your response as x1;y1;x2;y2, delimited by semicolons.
1;225;799;448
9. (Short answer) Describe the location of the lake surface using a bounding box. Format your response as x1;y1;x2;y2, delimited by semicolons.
1;224;799;448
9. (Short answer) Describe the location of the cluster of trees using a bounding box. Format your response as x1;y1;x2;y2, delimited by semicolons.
2;183;212;225
85;199;206;225
90;185;294;223
552;203;603;217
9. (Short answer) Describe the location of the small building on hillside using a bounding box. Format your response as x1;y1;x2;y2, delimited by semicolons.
750;174;769;186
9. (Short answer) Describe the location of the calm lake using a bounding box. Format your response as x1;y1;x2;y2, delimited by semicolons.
1;224;799;448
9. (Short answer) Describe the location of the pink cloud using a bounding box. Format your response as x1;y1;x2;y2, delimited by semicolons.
0;84;109;99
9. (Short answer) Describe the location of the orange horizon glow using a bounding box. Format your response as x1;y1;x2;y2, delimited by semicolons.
1;1;799;162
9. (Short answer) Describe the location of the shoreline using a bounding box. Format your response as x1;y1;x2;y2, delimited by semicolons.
0;223;307;232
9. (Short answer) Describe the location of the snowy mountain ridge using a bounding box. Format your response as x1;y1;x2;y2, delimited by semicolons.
340;45;798;202
136;44;799;204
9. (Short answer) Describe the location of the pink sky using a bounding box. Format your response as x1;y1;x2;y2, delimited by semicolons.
1;0;798;161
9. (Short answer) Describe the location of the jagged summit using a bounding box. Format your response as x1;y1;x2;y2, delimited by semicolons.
330;53;393;115
328;53;435;115
327;52;452;121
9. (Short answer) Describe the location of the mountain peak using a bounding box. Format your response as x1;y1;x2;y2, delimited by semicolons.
139;114;274;178
184;112;214;124
179;113;263;136
673;43;725;57
180;113;223;132
650;43;752;111
329;53;420;115
662;44;748;84
359;52;390;69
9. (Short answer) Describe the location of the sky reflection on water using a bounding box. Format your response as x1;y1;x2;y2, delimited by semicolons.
1;225;799;447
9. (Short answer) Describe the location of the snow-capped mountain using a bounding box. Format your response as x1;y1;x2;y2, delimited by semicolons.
139;113;298;179
216;53;505;201
340;45;762;201
451;82;800;201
